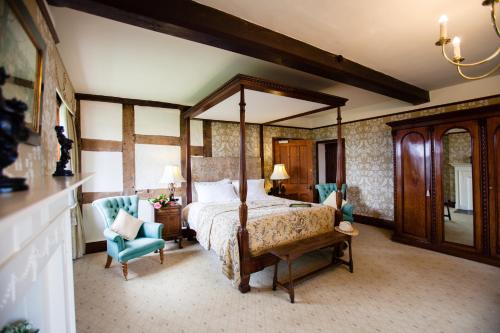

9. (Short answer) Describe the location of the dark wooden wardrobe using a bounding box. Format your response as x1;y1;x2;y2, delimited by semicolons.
388;105;500;267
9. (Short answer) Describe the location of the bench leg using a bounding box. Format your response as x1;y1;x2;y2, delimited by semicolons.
272;263;278;291
348;238;353;273
287;260;294;303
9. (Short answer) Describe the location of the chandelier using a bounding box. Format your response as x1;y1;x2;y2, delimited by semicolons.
435;0;499;80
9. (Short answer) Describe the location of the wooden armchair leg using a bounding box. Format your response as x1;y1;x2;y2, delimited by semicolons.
105;255;112;268
121;262;128;281
159;248;164;264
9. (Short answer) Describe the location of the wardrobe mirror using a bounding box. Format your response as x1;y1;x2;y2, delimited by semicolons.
442;128;474;246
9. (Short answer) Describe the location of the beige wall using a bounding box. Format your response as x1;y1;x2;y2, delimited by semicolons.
5;0;76;183
312;96;500;221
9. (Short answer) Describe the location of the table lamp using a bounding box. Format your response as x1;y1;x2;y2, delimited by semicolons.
160;165;186;201
270;163;290;195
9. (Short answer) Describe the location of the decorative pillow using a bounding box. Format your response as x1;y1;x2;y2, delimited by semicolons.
195;181;238;203
110;209;143;240
323;191;347;210
232;179;268;200
192;179;230;202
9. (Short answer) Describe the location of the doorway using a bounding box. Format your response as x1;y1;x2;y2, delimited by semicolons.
316;139;345;185
272;138;314;202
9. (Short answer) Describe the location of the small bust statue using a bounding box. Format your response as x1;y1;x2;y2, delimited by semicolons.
52;126;74;177
0;67;30;193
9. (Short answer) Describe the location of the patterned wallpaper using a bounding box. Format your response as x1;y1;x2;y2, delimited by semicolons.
312;96;500;221
209;96;499;221
443;132;472;202
4;0;76;184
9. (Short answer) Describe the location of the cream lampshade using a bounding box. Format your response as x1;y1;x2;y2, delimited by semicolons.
270;164;290;180
160;165;186;200
270;164;289;195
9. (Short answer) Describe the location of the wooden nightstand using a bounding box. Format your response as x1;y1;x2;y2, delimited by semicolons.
154;205;182;249
272;192;299;200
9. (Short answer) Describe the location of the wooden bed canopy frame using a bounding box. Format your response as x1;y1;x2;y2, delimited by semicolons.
182;74;348;293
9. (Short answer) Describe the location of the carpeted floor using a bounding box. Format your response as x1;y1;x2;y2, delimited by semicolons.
74;224;500;333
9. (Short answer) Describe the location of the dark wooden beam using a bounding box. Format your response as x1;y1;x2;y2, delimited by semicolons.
81;138;122;151
202;120;212;157
263;105;335;125
75;93;190;110
49;0;429;104
134;134;180;146
122;104;135;195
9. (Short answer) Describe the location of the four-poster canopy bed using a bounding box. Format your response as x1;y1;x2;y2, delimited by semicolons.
182;74;348;293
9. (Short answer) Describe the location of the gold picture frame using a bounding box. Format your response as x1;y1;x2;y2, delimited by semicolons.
0;0;46;145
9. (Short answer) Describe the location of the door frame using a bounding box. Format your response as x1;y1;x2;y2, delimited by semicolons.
315;139;346;186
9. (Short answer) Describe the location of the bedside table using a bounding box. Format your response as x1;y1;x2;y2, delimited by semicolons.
154;205;182;249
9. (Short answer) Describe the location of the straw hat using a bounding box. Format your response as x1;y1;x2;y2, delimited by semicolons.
335;221;359;236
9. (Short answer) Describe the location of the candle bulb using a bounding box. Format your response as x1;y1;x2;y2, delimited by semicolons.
452;36;461;59
439;15;448;39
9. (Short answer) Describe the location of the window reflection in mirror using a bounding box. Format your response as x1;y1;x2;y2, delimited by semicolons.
443;128;473;246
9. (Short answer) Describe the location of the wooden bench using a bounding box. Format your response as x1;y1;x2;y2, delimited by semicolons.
270;231;353;303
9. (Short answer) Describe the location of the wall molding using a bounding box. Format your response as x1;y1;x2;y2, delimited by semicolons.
312;93;500;130
85;241;106;254
353;214;395;230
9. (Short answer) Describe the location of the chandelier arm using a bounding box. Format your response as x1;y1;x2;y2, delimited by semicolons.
456;62;500;80
491;1;500;38
441;44;500;67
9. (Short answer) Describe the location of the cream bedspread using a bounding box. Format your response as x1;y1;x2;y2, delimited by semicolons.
184;198;335;286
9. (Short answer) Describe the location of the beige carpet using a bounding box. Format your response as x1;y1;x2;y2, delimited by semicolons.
74;224;500;333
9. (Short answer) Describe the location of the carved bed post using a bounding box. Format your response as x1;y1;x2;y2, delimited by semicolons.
335;107;344;226
184;115;192;204
238;85;250;293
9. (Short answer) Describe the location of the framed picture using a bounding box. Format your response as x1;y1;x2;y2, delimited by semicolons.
0;0;46;144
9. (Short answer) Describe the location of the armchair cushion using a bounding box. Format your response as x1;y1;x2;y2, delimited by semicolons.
138;222;164;239
118;238;165;262
110;209;143;240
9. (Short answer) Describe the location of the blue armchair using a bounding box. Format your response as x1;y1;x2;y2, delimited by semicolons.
315;183;354;222
92;195;165;280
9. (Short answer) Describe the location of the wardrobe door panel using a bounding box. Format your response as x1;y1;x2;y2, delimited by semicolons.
487;116;500;258
394;127;432;243
434;121;482;253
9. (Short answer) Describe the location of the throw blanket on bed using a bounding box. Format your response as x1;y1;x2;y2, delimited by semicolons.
194;199;334;286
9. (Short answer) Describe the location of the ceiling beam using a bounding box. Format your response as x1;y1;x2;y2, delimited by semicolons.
263;105;335;125
48;0;429;105
75;93;191;109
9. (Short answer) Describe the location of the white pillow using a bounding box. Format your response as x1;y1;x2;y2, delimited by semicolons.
192;179;230;202
110;209;143;240
195;182;238;203
323;191;347;210
232;179;268;200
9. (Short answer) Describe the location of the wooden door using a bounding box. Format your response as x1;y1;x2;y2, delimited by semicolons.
488;116;500;259
393;127;432;244
433;120;483;254
273;139;314;202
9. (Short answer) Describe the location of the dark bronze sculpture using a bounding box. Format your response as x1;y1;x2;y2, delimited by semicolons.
53;126;74;177
0;67;30;193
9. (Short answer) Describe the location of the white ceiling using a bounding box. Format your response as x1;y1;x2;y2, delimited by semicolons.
197;90;327;123
50;1;499;128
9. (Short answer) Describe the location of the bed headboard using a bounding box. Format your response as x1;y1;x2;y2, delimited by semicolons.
191;157;261;182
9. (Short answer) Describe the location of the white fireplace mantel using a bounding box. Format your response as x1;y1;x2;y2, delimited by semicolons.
0;173;92;332
451;163;473;211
